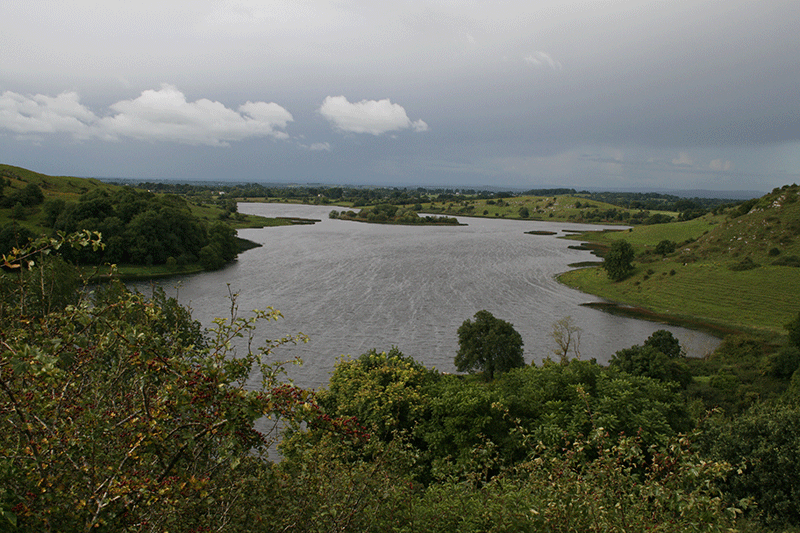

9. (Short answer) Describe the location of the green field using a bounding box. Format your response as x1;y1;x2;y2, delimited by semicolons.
559;186;800;336
415;194;676;224
568;214;724;247
560;261;800;335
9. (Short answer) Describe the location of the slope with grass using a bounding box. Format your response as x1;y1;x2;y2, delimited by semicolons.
559;184;800;335
1;164;292;278
1;163;113;199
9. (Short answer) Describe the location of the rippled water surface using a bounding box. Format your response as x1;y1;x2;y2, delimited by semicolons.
137;203;719;390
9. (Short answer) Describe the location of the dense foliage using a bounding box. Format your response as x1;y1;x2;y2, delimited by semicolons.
455;310;525;380
0;183;44;210
38;188;239;268
610;329;692;388
2;234;799;532
1;235;313;531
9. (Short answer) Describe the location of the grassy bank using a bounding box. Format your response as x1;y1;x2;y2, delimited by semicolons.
559;262;800;335
558;188;800;336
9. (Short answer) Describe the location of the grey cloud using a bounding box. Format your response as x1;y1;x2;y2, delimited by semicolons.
710;159;733;172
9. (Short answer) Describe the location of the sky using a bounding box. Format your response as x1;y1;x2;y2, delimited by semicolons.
1;1;799;192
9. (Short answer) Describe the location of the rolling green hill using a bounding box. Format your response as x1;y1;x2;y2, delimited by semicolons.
559;184;800;335
1;164;115;199
0;164;289;277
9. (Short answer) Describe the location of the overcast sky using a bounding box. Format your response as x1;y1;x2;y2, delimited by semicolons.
2;1;799;192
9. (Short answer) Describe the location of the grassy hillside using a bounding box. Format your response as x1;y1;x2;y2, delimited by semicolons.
1;164;118;233
1;165;293;278
1;164;114;199
1;164;285;234
559;184;800;335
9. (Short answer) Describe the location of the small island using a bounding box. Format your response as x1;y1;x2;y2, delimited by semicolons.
329;203;461;225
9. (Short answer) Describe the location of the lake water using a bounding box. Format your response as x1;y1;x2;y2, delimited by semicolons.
136;203;719;391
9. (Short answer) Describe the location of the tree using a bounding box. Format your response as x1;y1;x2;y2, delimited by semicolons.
11;202;25;220
0;224;35;257
643;329;684;358
603;239;635;281
20;182;44;206
550;315;582;363
455;310;524;380
42;198;66;227
609;330;691;388
199;241;225;270
654;239;676;256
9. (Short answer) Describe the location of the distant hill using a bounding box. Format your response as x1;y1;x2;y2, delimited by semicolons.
1;164;116;200
662;189;766;200
577;187;765;200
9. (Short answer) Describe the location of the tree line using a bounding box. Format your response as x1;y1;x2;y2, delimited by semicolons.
132;181;743;222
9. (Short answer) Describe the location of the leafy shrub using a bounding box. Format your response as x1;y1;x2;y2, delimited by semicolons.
699;403;800;527
1;236;311;531
769;346;800;379
773;254;800;267
732;198;759;217
655;239;676;256
730;257;759;271
787;312;800;348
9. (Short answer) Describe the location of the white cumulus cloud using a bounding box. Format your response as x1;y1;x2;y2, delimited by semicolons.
99;84;293;145
319;96;428;135
0;90;99;138
0;85;293;146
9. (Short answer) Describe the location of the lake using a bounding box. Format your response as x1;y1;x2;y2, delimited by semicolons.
136;203;720;391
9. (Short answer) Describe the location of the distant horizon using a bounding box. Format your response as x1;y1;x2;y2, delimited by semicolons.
93;175;765;200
